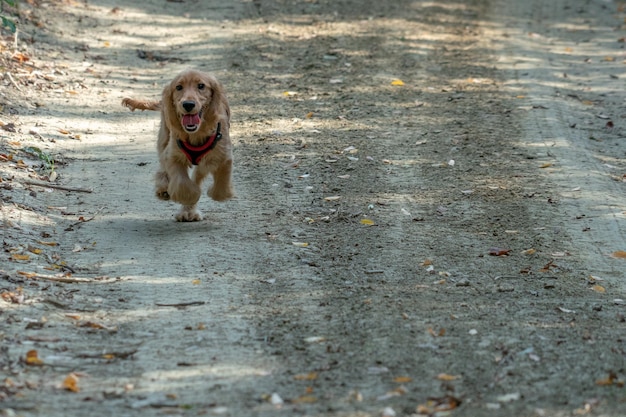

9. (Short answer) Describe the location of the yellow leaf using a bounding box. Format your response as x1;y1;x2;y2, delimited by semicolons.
393;376;412;383
292;242;309;247
521;248;536;255
102;354;115;360
103;41;111;48
28;247;42;255
65;314;81;320
294;372;318;381
516;95;525;99
37;241;58;246
25;350;43;366
611;251;626;259
305;112;314;119
391;79;405;86
437;373;460;381
539;162;552;168
603;56;614;62
12;254;30;261
421;259;433;266
63;373;80;392
192;279;201;285
591;285;606;293
58;128;71;134
17;271;37;278
582;100;594;105
360;218;375;226
292;395;317;404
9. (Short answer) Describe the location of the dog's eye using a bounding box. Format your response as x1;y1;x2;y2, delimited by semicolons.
175;85;183;91
198;83;205;90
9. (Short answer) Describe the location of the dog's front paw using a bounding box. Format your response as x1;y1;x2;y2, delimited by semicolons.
208;185;234;202
176;206;202;222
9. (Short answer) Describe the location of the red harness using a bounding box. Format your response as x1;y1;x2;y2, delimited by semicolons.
176;123;222;165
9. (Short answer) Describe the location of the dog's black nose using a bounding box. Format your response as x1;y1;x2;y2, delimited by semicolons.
182;101;196;112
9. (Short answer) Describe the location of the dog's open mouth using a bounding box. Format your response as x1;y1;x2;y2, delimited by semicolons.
181;113;201;133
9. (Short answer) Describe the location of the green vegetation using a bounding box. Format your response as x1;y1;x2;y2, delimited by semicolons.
1;0;17;33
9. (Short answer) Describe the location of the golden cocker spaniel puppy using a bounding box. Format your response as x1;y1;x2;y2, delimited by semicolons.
122;69;234;221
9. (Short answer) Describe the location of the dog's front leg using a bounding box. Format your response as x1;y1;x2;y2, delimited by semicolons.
175;204;202;222
167;163;201;206
208;159;234;202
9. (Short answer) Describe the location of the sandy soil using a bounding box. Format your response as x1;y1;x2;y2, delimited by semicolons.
1;0;625;416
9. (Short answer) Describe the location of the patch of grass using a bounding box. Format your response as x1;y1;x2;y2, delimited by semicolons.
1;0;18;33
23;146;55;174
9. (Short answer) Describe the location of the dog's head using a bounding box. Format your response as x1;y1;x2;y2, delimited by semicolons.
162;69;225;134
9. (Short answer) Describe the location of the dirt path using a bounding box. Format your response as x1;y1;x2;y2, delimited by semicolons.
1;0;625;416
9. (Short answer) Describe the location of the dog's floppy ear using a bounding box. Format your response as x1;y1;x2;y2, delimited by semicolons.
204;76;228;122
161;79;180;130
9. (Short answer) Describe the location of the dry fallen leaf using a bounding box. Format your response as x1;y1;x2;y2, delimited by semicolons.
416;395;461;415
489;248;511;256
595;372;623;387
63;373;80;392
360;218;375;226
292;395;317;404
294;372;318;381
436;373;460;381
25;350;44;366
427;327;445;337
611;251;626;259
591;285;606;293
393;376;412;383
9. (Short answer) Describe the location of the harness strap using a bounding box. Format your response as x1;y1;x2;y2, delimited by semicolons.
176;123;222;165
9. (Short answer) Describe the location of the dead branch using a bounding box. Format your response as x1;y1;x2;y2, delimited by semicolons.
23;180;93;193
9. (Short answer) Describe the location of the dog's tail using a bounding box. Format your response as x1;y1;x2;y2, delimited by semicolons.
122;98;161;112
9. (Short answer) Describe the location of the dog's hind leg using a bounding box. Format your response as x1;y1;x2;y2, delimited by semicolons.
155;170;170;200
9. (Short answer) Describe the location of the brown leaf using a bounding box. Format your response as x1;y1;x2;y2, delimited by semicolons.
489;248;511;256
25;350;44;366
595;371;623;386
611;251;626;259
63;373;80;392
294;372;318;381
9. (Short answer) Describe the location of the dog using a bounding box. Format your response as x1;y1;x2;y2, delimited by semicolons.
122;69;234;221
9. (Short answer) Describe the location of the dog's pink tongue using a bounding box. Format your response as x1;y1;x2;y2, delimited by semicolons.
183;114;200;125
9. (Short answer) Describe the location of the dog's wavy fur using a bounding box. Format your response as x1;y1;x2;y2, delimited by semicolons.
122;69;233;221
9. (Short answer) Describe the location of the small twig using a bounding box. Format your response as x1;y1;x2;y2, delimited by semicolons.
155;301;206;307
364;270;385;274
23;180;93;193
65;206;106;230
29;273;113;284
77;349;138;359
6;72;22;91
42;298;70;309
